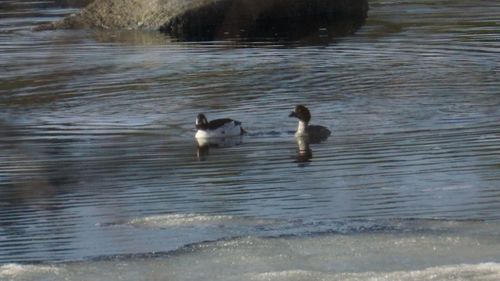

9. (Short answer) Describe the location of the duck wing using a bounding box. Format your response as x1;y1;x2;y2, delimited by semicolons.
207;118;239;130
307;125;331;143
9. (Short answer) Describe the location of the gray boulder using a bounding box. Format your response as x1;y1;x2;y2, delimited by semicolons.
35;0;368;40
35;0;208;30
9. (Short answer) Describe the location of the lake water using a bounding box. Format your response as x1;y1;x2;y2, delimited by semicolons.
1;0;500;280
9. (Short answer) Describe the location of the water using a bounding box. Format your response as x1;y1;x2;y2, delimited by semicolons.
1;0;500;279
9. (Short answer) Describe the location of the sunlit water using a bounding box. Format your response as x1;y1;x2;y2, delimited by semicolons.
0;0;500;280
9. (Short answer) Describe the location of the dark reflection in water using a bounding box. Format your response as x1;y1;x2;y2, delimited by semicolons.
1;0;500;265
294;137;313;165
162;15;368;44
196;137;244;161
161;0;368;43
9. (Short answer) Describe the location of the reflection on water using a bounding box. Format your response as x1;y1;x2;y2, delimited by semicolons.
0;0;500;271
294;137;313;165
196;136;244;161
156;0;368;42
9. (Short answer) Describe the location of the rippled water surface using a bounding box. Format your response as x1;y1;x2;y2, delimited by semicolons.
1;0;500;279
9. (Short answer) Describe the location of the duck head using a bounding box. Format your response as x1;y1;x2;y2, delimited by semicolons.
289;105;311;124
196;113;209;130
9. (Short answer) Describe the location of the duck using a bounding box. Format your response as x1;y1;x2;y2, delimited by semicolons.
289;105;331;142
195;113;245;138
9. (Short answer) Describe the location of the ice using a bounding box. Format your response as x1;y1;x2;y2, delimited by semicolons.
2;225;500;281
245;264;500;281
0;264;61;281
2;262;499;281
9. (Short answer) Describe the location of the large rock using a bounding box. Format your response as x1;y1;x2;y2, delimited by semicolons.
35;0;368;40
35;0;206;30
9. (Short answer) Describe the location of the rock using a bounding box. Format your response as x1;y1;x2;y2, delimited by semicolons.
34;0;368;40
34;0;224;31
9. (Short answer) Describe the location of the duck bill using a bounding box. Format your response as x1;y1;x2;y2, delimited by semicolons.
289;111;297;118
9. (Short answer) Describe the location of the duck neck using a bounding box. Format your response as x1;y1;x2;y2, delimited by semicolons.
296;121;308;136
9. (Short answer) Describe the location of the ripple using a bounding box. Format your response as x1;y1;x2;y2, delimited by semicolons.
1;0;500;267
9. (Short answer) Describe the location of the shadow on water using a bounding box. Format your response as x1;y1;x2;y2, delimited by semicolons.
0;121;88;214
89;14;368;47
162;18;367;45
160;0;368;44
